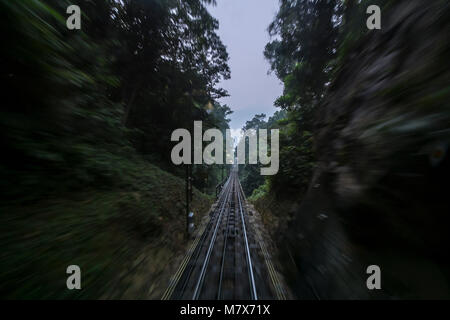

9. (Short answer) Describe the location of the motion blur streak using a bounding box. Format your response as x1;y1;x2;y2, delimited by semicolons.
0;0;449;300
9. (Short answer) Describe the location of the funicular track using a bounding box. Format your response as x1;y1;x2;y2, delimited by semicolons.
163;168;278;300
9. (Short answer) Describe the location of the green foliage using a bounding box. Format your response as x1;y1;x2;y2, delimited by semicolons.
271;123;316;197
256;0;342;201
0;159;213;299
0;0;232;199
258;0;371;201
248;180;270;202
265;0;340;111
0;0;229;298
239;111;286;196
111;0;230;153
1;0;129;199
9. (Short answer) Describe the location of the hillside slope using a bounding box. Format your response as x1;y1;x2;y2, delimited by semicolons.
0;159;213;299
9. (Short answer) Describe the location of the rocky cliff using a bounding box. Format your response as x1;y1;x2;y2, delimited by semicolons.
280;0;450;299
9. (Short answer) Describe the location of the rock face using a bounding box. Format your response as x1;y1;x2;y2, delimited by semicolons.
282;0;450;299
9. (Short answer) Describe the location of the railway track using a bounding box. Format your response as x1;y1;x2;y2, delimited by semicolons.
163;167;280;300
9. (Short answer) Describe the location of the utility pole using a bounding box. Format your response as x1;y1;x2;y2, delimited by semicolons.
186;164;192;237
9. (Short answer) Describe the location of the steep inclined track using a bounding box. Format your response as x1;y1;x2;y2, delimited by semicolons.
163;168;281;300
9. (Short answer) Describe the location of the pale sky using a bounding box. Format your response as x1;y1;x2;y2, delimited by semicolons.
208;0;283;134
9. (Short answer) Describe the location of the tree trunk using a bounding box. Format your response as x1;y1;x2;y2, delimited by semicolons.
122;84;140;127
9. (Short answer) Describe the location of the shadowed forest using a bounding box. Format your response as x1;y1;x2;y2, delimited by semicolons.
1;0;449;299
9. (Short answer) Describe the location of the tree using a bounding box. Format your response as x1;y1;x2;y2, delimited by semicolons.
259;0;343;198
108;0;231;169
265;0;340;114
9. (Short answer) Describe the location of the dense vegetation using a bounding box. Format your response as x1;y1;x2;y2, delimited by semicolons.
1;0;231;199
1;0;448;300
0;0;231;298
243;0;388;201
249;0;450;299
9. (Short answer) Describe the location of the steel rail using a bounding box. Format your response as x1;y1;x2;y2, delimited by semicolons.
192;175;233;299
236;175;258;300
236;179;285;299
216;176;235;299
167;175;231;299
